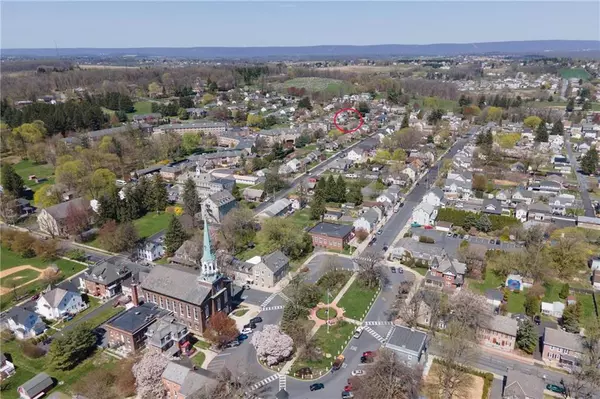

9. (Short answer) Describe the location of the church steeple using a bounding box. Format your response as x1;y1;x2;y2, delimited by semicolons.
200;216;218;282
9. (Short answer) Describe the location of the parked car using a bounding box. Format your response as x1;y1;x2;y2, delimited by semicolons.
446;231;453;237
495;239;501;245
249;316;263;324
241;327;253;334
344;383;353;392
390;266;396;273
398;268;403;274
489;239;495;244
243;323;257;330
62;313;74;322
464;235;470;240
534;315;541;325
377;229;383;235
353;327;364;339
452;233;458;238
351;369;365;377
546;384;566;394
362;351;374;358
226;340;240;348
341;392;354;398
310;383;325;391
31;294;40;301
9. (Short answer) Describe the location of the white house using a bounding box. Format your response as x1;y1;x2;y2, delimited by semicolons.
347;148;367;162
515;204;528;222
541;301;565;318
401;165;417;181
4;307;46;339
353;208;381;233
36;283;86;320
423;188;444;207
286;159;302;173
137;240;165;262
412;202;437;226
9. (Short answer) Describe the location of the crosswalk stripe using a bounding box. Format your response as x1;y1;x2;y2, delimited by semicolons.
363;321;393;326
261;305;285;311
385;326;395;342
249;374;278;391
278;292;290;301
278;374;286;391
364;326;386;343
260;293;278;308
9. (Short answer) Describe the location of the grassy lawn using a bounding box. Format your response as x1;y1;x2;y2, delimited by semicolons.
317;271;352;304
233;308;249;317
575;293;597;323
0;268;41;288
292;320;355;375
413;266;428;276
126;101;153;118
79;306;124;329
0;338;116;399
53;297;101;328
134;212;171;239
191;351;206;368
193;339;212;350
12;159;55;192
155;257;170;264
337;280;378;320
468;268;504;293
287;208;315;230
560;68;591;80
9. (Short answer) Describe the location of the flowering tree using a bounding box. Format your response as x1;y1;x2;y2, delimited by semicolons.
132;351;168;399
251;325;293;366
204;312;240;348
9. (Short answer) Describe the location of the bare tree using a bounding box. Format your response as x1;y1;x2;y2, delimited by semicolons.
351;348;422;399
449;290;492;333
0;194;20;225
565;321;600;399
64;201;91;242
355;250;387;289
188;367;261;399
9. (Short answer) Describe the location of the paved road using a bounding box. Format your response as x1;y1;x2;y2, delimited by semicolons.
564;132;595;217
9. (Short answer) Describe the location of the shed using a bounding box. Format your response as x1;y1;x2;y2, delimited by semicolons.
18;372;54;399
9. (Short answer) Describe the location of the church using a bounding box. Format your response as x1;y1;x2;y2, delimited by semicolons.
141;219;232;333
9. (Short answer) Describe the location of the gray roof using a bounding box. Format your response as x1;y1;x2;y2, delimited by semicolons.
487;315;518;336
543;327;583;353
82;258;146;287
159;122;227;130
528;202;552;213
87;124;139;139
485;289;504;302
577;216;600;225
5;306;41;328
392;238;444;259
263;198;292;217
208;190;236;207
431;257;467;277
427;187;444;199
504;369;544;399
161;361;190;385
107;302;167;334
19;372;53;397
147;315;187;348
309;222;354;238
362;209;380;225
43;197;89;221
141;265;213;306
262;250;290;273
243;188;264;199
386;325;427;353
41;287;72;308
162;360;217;397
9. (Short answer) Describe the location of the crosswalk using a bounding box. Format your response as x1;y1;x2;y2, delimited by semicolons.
278;292;290;302
278;374;286;391
385;326;395;342
363;321;393;326
364;326;386;344
260;292;279;308
249;374;279;391
261;305;285;312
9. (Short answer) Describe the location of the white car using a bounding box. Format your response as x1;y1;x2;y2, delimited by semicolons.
351;369;365;376
241;328;253;334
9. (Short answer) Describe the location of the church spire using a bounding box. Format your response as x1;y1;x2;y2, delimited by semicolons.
200;216;218;282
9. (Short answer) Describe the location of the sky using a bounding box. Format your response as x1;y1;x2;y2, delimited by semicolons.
1;1;599;48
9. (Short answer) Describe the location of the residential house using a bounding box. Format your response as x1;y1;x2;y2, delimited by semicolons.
542;327;583;372
478;314;518;351
423;188;444;207
137;240;165;262
401;165;418;181
515;204;528;223
353;208;381;233
485;289;504;309
141;222;232;333
37;198;91;237
389;238;444;264
412;202;437;226
549;194;575;216
328;158;353;172
424;256;466;290
161;162;192;181
482;198;503;215
0;353;15;379
528;180;562;194
245;250;290;288
512;188;534;205
259;198;292;219
203;191;237;224
146;314;191;355
308;222;354;250
591;257;600;271
541;301;565;318
243;188;265;202
510;162;526;173
503;369;545;399
18;373;54;399
35;281;86;320
162;360;216;399
154;121;228;136
384;325;428;366
324;210;343;221
3;307;46;339
79;258;147;298
443;177;472;199
171;239;202;268
527;202;552;222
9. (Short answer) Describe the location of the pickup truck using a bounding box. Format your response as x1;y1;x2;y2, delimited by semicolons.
332;355;345;371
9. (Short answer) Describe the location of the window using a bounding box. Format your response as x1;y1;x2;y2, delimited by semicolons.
193;308;198;320
205;304;210;319
187;305;191;318
217;298;222;312
166;300;171;311
152;294;157;304
180;303;184;315
159;297;164;308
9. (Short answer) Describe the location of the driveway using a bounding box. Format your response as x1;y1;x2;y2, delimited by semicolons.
51;296;121;338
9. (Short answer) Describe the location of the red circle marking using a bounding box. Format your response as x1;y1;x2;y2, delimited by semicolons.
333;108;364;134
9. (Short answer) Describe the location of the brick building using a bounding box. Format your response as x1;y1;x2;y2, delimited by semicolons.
424;256;467;290
162;361;216;398
308;222;354;250
477;315;518;352
79;258;149;299
542;327;583;372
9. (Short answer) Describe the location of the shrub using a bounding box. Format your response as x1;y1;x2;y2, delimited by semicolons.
20;341;45;359
66;249;87;261
403;231;413;238
418;236;435;244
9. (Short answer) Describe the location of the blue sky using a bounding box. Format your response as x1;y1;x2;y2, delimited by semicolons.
1;1;599;48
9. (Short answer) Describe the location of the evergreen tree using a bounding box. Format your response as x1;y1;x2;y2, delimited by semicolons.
164;215;188;254
0;163;24;197
516;319;538;354
182;177;201;222
562;303;581;333
315;177;327;199
136;176;153;214
566;98;575;113
231;183;241;201
335;175;347;203
401;113;409;129
310;195;325;221
581;148;599;175
476;214;492;232
47;325;97;370
97;191;118;223
298;97;312;110
524;294;540;317
463;212;479;231
151;174;168;212
551;120;564;135
347;185;363;206
559;283;570;299
535;120;548;142
325;175;336;202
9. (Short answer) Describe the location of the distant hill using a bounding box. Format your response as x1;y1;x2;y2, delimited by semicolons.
2;40;599;59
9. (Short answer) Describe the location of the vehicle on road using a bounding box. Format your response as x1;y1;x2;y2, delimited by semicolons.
360;356;373;364
249;317;262;324
390;266;396;273
452;233;458;238
31;294;40;301
424;225;433;229
341;392;354;398
362;351;374;358
464;235;470;240
546;384;566;394
241;327;253;334
534;315;541;325
243;323;257;330
368;237;377;246
353;327;364;339
398;268;403;274
332;355;345;371
344;383;353;392
226;340;240;348
351;369;365;376
446;231;453;237
377;229;383;235
310;383;325;391
62;313;74;322
489;239;495;244
238;334;248;341
495;239;501;245
382;244;388;251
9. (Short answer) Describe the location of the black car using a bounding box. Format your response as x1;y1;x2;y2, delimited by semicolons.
382;245;388;251
495;239;501;245
310;383;325;391
243;323;257;330
360;356;368;363
249;316;263;324
533;315;541;325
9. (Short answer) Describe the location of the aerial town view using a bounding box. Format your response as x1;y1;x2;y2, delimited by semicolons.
0;1;599;399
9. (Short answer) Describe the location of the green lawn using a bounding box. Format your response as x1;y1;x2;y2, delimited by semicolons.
0;268;40;288
12;159;55;192
317;271;352;304
127;101;153;118
559;68;591;80
575;293;597;323
191;351;206;368
468;268;504;293
134;212;171;239
193;339;212;350
0;339;116;399
287;209;315;230
292;320;355;375
337;280;378;320
53;297;101;328
233;308;249;317
79;306;124;329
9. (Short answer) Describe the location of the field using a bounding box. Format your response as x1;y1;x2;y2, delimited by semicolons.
336;280;379;320
127;101;153;117
133;212;171;238
277;77;354;94
12;159;55;192
287;209;316;230
560;68;591;80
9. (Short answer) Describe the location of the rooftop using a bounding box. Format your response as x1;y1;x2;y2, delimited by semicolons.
543;327;583;353
308;222;354;238
141;264;213;306
106;302;167;334
385;325;427;353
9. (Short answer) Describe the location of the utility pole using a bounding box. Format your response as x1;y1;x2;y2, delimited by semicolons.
327;289;331;334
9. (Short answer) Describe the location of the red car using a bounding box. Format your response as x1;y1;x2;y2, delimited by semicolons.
31;294;40;301
362;351;374;358
424;225;434;230
344;384;353;392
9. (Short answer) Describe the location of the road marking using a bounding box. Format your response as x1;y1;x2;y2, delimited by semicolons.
278;292;290;301
261;305;285;311
260;292;279;308
350;345;358;351
214;352;231;357
385;326;395;342
278;374;286;391
342;363;348;369
249;374;278;391
364;326;386;343
364;321;393;326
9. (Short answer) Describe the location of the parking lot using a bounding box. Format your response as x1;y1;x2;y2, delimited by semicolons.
411;228;522;257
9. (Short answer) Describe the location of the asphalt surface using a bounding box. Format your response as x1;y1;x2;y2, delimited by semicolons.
564;132;595;217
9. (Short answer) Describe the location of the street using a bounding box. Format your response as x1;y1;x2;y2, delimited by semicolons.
564;132;595;217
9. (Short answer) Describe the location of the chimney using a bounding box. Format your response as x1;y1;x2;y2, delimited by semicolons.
131;283;140;307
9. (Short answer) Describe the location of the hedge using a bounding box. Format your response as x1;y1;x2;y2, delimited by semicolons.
419;236;435;244
433;358;494;399
437;208;519;231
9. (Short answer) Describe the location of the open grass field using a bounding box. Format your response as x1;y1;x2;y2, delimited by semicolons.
277;77;354;94
128;101;153;117
560;68;591;80
287;209;315;230
12;159;55;192
133;212;171;239
337;280;379;320
0;268;41;288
